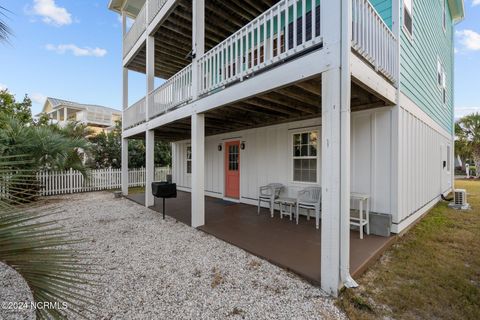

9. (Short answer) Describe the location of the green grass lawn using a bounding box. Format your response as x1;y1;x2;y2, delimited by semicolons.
109;187;145;194
339;179;480;320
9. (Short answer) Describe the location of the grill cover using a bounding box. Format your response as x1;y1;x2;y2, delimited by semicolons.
152;182;177;198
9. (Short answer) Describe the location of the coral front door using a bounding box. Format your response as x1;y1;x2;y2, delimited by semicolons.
225;141;240;199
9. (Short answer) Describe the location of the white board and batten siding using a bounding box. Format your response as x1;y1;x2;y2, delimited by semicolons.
392;94;453;233
173;109;393;216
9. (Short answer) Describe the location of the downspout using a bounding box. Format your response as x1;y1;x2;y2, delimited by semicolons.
340;0;358;289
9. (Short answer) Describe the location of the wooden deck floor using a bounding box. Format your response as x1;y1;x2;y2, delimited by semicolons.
127;191;395;284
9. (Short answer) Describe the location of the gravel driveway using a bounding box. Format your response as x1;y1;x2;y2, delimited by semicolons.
1;192;345;319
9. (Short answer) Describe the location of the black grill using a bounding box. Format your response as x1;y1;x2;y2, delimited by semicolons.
151;182;177;219
152;182;177;198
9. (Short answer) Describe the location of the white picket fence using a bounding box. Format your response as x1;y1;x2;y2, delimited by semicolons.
37;167;171;196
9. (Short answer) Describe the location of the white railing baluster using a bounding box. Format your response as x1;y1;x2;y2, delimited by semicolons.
351;0;397;83
123;4;147;58
124;0;397;130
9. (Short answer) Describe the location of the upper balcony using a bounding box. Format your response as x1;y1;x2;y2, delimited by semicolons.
122;0;398;130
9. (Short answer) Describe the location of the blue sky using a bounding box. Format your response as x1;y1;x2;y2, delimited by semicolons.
0;0;147;114
0;0;479;117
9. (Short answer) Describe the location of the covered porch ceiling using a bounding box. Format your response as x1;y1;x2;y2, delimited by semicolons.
126;0;282;79
128;76;392;142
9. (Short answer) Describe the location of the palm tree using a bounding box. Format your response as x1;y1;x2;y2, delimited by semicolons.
0;115;91;177
455;113;480;177
0;5;12;43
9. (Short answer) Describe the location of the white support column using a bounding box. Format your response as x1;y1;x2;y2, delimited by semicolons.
63;107;68;122
339;0;354;290
320;0;354;296
121;9;129;196
121;137;129;195
191;0;205;99
122;10;127;38
56;110;60;122
390;0;402;221
146;35;155;120
145;129;155;207
191;113;205;228
171;142;176;182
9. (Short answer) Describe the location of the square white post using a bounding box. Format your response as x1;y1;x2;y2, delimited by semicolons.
390;0;402;221
63;107;68;122
121;137;129;195
191;113;205;227
145;129;155;207
146;34;155;120
121;9;129;196
192;0;205;99
320;0;353;296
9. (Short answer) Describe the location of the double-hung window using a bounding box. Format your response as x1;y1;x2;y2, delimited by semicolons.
403;0;413;37
292;131;318;183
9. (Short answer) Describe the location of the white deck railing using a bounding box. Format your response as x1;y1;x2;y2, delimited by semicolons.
124;0;398;129
198;0;322;95
37;167;171;196
124;97;146;129
123;4;147;58
149;65;193;119
148;0;168;24
352;0;398;82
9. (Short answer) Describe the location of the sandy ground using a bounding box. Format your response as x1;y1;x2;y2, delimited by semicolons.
0;192;345;319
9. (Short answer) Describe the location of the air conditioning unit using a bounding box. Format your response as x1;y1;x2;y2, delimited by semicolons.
449;189;470;210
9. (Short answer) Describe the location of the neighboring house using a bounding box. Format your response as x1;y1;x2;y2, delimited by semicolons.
38;97;122;134
109;0;463;295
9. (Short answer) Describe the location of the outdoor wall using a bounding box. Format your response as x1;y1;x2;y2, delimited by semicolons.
393;94;453;233
400;0;454;133
172;109;393;216
370;0;393;29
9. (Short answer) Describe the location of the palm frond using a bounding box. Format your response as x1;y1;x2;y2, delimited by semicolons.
0;6;12;44
0;155;99;319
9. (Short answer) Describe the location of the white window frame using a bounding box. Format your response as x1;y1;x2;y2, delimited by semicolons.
186;145;192;174
403;0;414;40
442;71;447;105
290;130;320;184
442;0;447;33
437;57;447;106
446;144;451;173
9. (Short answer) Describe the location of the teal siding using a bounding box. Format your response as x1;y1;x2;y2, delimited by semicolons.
400;0;454;133
370;0;393;29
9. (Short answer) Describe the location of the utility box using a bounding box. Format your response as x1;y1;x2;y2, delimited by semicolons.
369;212;392;237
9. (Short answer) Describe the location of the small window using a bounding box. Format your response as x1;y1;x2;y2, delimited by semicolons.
292;131;318;183
186;146;192;174
228;144;239;171
437;59;442;86
403;0;413;37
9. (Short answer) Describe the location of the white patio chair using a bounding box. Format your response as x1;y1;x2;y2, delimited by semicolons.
258;183;284;217
296;187;321;229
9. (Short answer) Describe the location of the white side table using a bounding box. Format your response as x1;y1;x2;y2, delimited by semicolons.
274;197;296;221
350;193;370;239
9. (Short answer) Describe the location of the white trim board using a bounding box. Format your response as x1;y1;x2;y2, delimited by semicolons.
399;93;452;140
392;187;452;234
350;53;397;105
